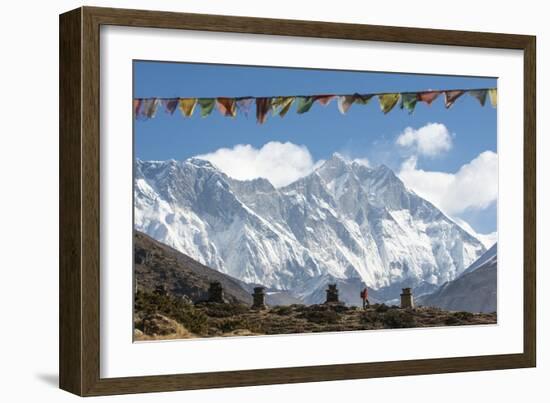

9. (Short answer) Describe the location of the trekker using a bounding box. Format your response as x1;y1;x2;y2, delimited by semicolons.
360;287;370;309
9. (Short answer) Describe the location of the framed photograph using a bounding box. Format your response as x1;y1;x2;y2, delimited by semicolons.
59;6;536;396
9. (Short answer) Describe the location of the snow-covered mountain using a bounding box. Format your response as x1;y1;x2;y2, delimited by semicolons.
134;153;486;301
460;243;497;277
418;243;497;313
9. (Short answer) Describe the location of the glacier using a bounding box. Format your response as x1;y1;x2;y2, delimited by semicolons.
134;153;486;302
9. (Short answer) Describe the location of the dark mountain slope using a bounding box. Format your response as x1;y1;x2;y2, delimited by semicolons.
418;245;497;313
134;231;252;304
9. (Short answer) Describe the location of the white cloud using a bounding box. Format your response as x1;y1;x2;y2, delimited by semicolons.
195;141;323;188
352;158;371;167
396;123;453;157
398;150;498;216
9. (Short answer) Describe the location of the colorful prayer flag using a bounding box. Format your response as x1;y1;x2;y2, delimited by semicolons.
216;98;237;117
336;94;372;114
468;90;488;106
400;93;417;114
256;98;272;124
417;91;440;105
378;93;400;114
236;98;254;116
178;98;198;117
161;98;179;115
198;98;216;117
274;97;295;118
443;90;465;109
488;89;498;108
337;95;355;114
142;98;160;119
133;99;142;118
295;96;316;114
133;87;494;123
315;95;335;106
270;97;285;116
354;94;373;105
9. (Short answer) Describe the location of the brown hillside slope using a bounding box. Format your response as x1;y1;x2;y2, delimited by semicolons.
134;231;252;304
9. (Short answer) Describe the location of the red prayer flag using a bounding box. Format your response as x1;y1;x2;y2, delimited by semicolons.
256;98;272;124
417;91;440;105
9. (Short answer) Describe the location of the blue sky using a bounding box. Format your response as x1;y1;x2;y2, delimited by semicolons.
134;61;497;235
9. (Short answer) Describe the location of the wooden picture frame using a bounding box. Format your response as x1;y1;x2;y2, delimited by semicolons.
59;6;536;396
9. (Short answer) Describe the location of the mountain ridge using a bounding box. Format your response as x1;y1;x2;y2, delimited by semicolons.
135;153;486;301
417;242;497;313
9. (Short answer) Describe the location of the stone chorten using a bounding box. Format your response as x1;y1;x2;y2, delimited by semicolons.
325;283;340;304
252;286;267;310
400;287;414;309
207;281;225;303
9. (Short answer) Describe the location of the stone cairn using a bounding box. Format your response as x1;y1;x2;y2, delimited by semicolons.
325;283;340;304
400;287;414;309
207;281;225;303
252;286;267;310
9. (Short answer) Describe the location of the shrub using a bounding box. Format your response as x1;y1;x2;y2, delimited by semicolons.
134;289;208;335
300;309;340;324
218;318;251;333
444;316;461;325
454;311;475;321
173;306;209;334
330;304;350;313
272;306;294;316
445;311;475;326
361;311;382;325
200;302;249;318
375;303;390;313
381;310;417;329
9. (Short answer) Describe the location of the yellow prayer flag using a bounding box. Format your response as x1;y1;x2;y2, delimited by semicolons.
378;93;400;114
488;89;498;108
178;98;198;117
272;97;295;118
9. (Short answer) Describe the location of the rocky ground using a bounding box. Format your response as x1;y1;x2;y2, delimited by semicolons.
134;290;497;341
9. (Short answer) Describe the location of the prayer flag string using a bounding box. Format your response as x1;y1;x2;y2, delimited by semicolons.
134;87;496;124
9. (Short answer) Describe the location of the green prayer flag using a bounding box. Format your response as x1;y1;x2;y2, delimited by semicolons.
468;90;488;106
378;93;400;114
295;96;315;114
198;98;216;117
400;93;418;114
